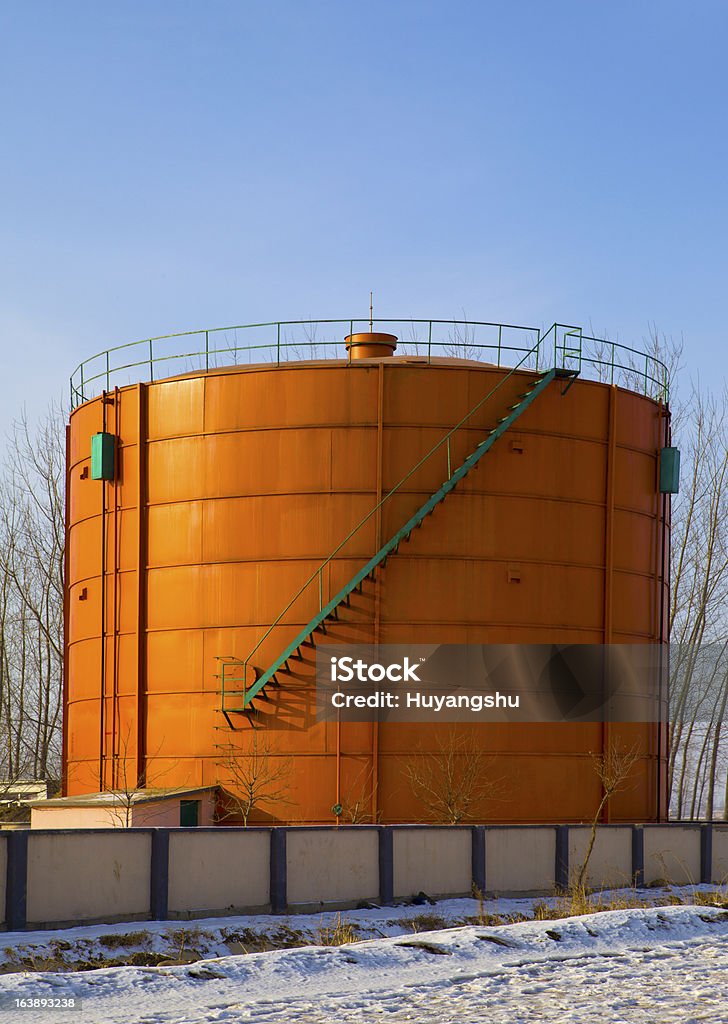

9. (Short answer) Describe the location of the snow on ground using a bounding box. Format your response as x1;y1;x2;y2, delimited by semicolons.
0;885;720;972
0;901;725;1023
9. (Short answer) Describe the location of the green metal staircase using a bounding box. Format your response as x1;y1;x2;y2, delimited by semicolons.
220;364;578;720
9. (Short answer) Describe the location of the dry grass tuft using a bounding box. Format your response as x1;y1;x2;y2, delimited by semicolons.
315;914;360;946
407;913;447;934
98;931;149;950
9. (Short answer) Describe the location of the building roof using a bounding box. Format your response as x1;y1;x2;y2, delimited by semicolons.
30;786;217;808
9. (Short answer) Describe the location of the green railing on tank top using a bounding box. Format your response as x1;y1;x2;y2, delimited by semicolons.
219;328;590;719
69;320;669;408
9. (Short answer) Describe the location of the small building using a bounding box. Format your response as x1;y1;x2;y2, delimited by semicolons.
30;786;217;829
0;781;52;829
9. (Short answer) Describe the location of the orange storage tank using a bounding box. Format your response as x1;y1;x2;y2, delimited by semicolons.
64;330;670;823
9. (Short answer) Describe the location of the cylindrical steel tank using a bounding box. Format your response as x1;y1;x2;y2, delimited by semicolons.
64;343;669;823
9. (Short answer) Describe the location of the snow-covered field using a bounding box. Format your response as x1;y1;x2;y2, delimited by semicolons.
0;900;725;1023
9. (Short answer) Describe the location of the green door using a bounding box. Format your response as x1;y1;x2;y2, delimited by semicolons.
180;799;200;826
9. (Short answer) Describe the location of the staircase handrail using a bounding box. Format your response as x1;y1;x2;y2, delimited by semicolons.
241;335;547;684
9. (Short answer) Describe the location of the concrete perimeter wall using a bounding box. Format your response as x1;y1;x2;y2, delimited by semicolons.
0;823;725;931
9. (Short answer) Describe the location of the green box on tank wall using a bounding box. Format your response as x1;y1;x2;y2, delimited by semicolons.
91;432;115;480
659;446;680;494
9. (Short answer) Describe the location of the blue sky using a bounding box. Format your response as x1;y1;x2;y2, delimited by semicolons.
1;1;726;435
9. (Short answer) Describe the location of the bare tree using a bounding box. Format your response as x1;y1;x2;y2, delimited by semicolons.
402;730;501;824
97;732;140;829
574;742;640;892
587;327;728;822
668;383;728;819
0;403;65;784
339;760;379;824
582;323;681;401
76;725;182;827
444;317;478;361
401;320;424;358
215;733;293;826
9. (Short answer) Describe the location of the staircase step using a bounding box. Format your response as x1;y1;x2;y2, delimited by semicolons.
232;366;571;710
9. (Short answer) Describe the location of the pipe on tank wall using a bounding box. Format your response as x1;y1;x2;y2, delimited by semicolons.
335;715;341;818
663;407;672;817
135;382;148;787
98;393;107;790
601;385;618;822
371;361;385;821
61;425;71;796
111;387;120;787
657;401;671;819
